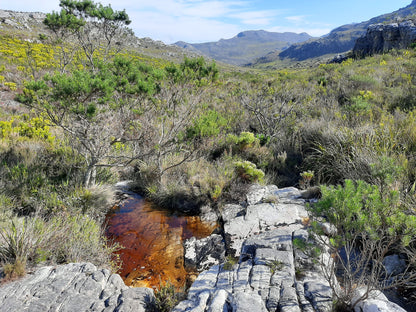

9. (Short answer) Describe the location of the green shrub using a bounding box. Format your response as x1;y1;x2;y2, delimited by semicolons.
309;179;416;310
234;160;265;183
2;259;26;280
154;282;186;312
223;255;238;271
185;109;229;140
0;217;45;266
226;131;259;150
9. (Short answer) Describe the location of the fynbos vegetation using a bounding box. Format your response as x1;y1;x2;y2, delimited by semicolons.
1;0;416;310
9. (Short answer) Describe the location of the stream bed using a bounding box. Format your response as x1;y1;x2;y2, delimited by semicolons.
105;192;217;289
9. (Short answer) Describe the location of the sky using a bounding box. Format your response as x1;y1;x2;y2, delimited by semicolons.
1;0;412;44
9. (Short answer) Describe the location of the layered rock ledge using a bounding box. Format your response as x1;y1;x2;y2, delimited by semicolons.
0;263;154;312
175;185;334;312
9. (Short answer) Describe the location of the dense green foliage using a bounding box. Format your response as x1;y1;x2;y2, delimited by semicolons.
308;180;416;309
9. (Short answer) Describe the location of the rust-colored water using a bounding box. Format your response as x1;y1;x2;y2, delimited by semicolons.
105;193;216;289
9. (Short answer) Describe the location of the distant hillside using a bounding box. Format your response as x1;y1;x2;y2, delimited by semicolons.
0;9;198;65
175;30;312;66
261;0;416;63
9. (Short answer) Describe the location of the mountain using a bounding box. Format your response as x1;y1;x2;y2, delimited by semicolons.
174;30;312;66
263;1;416;63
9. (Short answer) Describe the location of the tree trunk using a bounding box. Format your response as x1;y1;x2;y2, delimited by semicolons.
84;163;97;187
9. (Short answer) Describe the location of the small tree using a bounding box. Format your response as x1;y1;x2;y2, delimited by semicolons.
44;0;132;71
135;57;219;184
309;179;416;310
18;57;160;187
240;83;298;139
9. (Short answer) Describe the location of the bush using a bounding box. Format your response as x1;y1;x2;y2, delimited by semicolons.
308;179;416;310
0;215;119;274
234;160;265;183
154;282;186;312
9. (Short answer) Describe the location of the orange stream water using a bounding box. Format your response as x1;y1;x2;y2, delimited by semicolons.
105;193;216;289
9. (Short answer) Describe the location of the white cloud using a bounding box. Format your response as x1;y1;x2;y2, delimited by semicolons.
128;10;240;43
285;15;307;23
124;0;282;43
229;10;281;25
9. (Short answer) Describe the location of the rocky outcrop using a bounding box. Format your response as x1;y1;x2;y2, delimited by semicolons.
176;185;409;312
353;21;416;58
261;1;416;63
0;263;154;312
0;10;45;31
174;185;334;312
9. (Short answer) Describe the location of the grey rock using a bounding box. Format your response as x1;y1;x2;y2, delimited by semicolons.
246;184;266;205
304;280;333;312
320;222;337;236
354;21;416;57
221;204;245;223
272;187;302;201
352;288;406;312
207;289;230;312
230;291;268;312
250;265;272;291
187;265;220;299
0;263;154;312
200;205;219;225
279;279;301;312
382;254;407;277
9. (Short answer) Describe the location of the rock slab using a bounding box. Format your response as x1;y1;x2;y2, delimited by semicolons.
0;263;154;312
174;186;333;312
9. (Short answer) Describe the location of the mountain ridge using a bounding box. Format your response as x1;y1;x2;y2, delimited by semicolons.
174;30;313;66
273;1;416;62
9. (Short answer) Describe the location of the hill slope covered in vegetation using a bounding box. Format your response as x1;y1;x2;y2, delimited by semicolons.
1;1;416;310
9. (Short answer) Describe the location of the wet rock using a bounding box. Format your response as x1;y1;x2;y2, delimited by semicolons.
0;263;154;312
184;234;226;272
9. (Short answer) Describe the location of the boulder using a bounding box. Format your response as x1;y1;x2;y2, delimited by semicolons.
352;288;406;312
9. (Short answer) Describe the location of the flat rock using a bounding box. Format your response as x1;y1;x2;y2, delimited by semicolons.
174;186;335;312
0;263;154;312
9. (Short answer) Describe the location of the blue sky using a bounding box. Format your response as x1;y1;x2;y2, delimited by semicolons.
2;0;412;43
